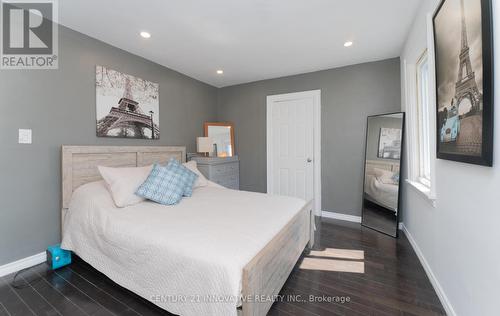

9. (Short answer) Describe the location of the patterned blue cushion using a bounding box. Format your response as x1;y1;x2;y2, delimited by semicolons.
165;158;198;197
392;173;400;184
135;164;186;205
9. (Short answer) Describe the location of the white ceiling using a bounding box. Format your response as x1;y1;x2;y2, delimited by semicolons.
59;0;421;88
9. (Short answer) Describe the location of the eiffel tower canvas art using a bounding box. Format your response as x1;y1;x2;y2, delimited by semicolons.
433;0;493;166
96;66;160;139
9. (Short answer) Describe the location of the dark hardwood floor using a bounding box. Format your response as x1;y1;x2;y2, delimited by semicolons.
0;218;445;315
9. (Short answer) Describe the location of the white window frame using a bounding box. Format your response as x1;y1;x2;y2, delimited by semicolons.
416;51;432;188
403;14;437;204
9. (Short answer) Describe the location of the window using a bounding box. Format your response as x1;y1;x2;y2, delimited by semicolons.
416;52;431;187
404;49;435;202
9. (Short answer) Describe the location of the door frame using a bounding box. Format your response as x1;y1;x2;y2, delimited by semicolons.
266;90;321;215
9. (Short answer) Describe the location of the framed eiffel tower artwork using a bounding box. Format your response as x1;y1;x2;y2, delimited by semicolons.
433;0;493;166
96;66;160;139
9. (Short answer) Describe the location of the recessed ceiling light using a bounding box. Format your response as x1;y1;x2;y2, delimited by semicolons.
344;41;353;47
216;70;224;75
140;31;151;39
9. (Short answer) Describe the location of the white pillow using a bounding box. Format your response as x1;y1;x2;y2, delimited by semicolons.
372;167;392;178
98;165;153;208
183;160;208;188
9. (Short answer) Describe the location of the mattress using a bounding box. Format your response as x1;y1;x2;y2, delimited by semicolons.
61;181;306;316
364;174;398;211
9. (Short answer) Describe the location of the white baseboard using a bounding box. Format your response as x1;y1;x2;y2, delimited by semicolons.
322;211;361;223
401;224;455;316
0;252;46;278
322;211;404;230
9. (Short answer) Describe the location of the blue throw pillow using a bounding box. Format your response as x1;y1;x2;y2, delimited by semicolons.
135;164;186;205
165;158;198;197
392;173;400;184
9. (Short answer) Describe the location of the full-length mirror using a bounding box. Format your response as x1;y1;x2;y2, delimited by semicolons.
361;112;405;237
204;122;235;157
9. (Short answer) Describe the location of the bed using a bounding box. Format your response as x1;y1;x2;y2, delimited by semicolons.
60;146;314;316
363;160;400;212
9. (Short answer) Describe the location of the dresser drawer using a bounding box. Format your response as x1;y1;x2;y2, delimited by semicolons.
209;162;239;177
223;179;239;190
190;156;240;190
213;177;239;190
212;172;239;185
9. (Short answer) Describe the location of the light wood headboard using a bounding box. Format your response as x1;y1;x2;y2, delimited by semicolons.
365;159;400;174
61;146;186;210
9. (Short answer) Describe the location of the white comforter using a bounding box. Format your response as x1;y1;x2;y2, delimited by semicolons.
61;181;306;316
364;175;398;211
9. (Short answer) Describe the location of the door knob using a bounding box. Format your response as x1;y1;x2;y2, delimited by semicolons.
307;158;312;163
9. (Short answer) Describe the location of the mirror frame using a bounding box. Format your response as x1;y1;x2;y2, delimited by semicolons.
204;122;235;157
361;111;405;238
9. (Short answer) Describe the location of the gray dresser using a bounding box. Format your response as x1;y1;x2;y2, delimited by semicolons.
190;156;240;190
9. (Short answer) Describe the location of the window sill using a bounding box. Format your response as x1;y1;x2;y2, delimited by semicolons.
405;179;437;207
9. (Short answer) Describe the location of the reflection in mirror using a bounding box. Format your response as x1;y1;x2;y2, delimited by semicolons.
361;112;404;237
204;122;235;157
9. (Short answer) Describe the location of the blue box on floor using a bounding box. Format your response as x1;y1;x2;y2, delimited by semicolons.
46;244;71;270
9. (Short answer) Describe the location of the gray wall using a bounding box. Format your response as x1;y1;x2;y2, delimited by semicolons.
217;58;401;215
399;0;500;314
0;26;218;265
0;28;400;266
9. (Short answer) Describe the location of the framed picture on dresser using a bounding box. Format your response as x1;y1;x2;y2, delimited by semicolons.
433;0;494;166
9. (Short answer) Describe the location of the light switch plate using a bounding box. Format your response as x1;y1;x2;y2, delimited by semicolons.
18;129;32;144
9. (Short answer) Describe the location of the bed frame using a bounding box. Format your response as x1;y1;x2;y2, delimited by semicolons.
61;145;314;316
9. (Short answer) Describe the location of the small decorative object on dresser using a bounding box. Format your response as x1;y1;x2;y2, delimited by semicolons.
190;156;239;190
196;137;212;157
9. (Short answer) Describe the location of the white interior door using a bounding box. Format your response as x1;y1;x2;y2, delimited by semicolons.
267;90;321;213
